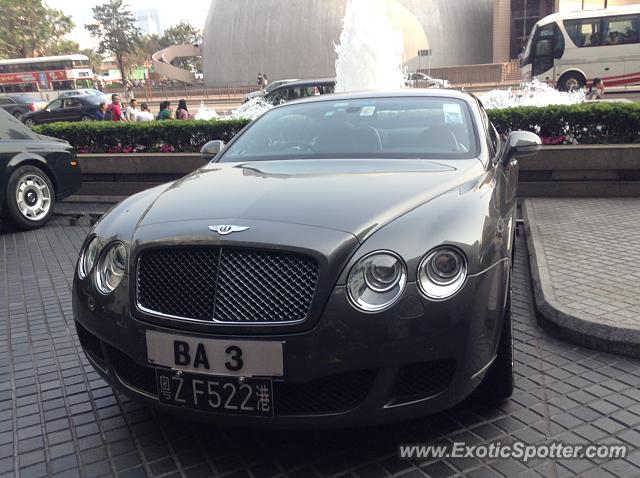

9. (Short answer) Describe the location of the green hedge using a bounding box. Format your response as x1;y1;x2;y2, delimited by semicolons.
32;102;640;152
33;119;251;153
488;102;640;145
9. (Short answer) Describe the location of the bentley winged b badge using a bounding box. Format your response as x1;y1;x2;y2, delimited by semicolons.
208;225;250;235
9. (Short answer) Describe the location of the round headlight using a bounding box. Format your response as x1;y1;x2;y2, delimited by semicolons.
347;252;407;312
78;236;100;279
418;248;467;300
96;243;127;294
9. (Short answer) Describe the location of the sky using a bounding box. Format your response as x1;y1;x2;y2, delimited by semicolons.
45;0;212;48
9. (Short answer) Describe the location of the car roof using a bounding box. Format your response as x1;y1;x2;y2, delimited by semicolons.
273;78;336;88
60;94;101;102
280;88;476;106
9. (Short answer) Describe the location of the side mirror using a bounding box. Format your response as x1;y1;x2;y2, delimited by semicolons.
504;131;541;162
201;140;225;160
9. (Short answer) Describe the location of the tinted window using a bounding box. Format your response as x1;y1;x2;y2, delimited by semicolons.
0;98;14;105
564;17;603;47
0;109;36;140
603;15;640;45
64;98;83;108
47;99;63;110
219;97;478;162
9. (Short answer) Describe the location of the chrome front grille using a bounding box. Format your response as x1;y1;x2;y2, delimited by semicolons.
136;247;319;324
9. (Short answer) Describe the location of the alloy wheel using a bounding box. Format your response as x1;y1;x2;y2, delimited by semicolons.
15;173;52;221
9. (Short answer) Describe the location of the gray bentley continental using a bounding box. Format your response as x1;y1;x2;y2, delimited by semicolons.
72;90;541;426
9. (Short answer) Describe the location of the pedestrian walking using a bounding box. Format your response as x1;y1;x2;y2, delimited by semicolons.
157;101;173;120
176;99;190;120
586;78;605;100
136;103;154;122
106;94;127;122
95;102;108;120
124;98;139;121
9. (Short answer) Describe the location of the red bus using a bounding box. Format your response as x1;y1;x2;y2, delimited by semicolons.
0;54;96;94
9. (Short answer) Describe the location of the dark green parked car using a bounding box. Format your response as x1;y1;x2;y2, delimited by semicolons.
0;108;81;230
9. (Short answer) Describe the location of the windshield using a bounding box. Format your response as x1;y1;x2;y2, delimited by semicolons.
219;97;478;162
0;108;37;140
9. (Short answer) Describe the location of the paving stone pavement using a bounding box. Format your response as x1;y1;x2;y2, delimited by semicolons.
3;217;640;477
525;198;640;331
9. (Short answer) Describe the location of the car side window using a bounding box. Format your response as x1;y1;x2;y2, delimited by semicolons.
48;99;62;110
64;98;82;108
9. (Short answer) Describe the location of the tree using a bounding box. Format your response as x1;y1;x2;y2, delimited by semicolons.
79;48;104;76
46;40;80;56
160;21;203;73
86;0;140;82
0;0;74;58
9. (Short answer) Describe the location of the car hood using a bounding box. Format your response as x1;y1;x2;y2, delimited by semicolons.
138;158;484;241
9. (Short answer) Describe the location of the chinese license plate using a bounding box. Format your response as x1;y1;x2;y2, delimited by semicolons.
156;369;274;416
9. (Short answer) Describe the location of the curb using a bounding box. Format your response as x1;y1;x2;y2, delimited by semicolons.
523;199;640;358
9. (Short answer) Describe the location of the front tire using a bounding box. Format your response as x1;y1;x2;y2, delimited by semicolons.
5;165;55;230
81;115;92;121
474;285;514;402
12;110;24;120
23;118;36;128
558;72;586;92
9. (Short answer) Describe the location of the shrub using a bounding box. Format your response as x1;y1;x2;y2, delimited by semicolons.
33;119;251;153
487;102;640;144
32;103;640;153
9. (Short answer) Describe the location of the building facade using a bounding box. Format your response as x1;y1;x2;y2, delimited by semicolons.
202;0;494;87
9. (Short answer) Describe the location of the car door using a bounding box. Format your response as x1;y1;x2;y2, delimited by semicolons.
40;99;65;123
60;98;84;121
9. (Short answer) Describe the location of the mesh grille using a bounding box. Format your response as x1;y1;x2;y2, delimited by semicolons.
137;248;219;321
215;249;318;323
392;359;455;402
136;247;319;324
274;369;377;415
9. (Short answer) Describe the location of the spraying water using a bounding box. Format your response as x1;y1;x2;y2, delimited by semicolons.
480;79;585;110
335;0;406;93
195;100;219;120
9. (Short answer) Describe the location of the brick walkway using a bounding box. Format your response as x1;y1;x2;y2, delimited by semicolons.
526;198;640;330
2;218;640;477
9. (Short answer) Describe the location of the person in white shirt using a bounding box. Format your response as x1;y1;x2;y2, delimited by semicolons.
135;103;155;122
124;98;139;121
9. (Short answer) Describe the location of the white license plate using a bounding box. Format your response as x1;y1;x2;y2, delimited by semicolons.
146;330;284;377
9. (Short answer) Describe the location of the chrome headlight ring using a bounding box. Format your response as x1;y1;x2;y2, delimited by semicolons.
95;242;127;294
347;251;407;312
418;247;468;301
78;236;101;280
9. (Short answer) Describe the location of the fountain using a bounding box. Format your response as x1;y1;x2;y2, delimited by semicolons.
479;79;585;110
334;0;406;93
195;100;219;120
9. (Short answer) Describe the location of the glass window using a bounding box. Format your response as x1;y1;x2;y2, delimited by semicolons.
219;97;478;162
603;15;640;45
63;98;82;108
564;17;603;47
0;109;36;140
0;98;15;105
47;99;63;110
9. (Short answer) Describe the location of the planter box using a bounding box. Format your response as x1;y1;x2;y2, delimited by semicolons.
69;145;640;202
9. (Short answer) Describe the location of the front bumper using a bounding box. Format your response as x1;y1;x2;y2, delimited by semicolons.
73;261;509;427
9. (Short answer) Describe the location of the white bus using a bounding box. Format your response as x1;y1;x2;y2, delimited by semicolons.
0;54;96;95
520;6;640;91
